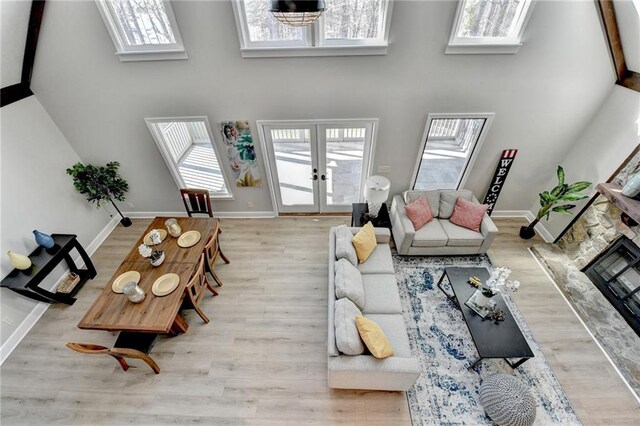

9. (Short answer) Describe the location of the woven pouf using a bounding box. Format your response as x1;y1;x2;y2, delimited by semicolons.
479;374;536;426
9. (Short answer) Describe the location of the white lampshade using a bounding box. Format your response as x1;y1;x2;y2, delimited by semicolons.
365;176;390;217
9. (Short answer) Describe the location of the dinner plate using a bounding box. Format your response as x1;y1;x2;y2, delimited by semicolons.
152;273;180;297
143;229;167;246
112;271;141;293
177;230;201;248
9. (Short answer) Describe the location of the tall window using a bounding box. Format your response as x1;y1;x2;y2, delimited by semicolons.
146;117;232;198
411;114;494;191
447;0;534;54
96;0;187;61
232;0;392;57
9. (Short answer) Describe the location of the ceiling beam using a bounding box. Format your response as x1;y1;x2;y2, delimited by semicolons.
596;0;640;93
1;0;46;108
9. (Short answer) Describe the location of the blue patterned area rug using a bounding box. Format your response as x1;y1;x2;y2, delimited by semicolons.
393;254;581;426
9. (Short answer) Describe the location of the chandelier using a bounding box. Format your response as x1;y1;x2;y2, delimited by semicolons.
270;1;326;27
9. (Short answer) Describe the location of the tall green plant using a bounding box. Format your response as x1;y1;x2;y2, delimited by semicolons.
520;166;591;239
66;162;130;224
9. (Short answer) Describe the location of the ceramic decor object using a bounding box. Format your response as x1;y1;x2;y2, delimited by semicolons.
33;230;55;249
7;251;32;270
621;173;640;198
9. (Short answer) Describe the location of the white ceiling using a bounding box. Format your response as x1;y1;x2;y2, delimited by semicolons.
1;0;31;88
615;0;640;72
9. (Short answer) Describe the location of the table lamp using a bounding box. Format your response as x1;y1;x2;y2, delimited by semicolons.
365;176;391;217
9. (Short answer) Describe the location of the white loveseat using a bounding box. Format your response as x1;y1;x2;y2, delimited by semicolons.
328;226;421;391
390;189;498;256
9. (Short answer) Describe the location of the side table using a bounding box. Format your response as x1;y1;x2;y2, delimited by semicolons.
351;203;392;230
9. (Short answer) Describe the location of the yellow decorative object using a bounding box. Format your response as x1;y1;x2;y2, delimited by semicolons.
352;221;376;264
7;251;32;270
355;315;394;359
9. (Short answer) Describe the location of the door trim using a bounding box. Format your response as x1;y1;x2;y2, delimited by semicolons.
410;113;495;191
257;119;379;215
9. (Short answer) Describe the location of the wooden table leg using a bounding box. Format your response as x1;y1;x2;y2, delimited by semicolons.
168;313;189;336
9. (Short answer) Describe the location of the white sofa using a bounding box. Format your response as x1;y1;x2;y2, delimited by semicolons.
328;226;421;391
390;189;498;256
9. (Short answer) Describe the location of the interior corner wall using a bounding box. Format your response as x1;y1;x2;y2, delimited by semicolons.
0;96;111;350
533;85;640;241
31;0;613;215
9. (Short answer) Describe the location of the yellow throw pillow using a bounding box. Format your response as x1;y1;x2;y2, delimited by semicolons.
355;315;394;359
352;222;376;264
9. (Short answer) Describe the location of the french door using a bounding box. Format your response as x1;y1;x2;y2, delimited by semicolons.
260;120;376;214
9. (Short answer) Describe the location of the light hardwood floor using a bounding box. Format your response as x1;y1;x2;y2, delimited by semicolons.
1;217;638;425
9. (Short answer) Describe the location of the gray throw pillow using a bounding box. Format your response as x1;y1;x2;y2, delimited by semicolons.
334;225;358;266
335;258;365;309
439;190;473;219
334;298;365;355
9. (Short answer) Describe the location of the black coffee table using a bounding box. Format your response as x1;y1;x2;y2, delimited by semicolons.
436;267;534;370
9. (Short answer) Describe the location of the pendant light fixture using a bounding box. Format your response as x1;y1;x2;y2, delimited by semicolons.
270;1;326;27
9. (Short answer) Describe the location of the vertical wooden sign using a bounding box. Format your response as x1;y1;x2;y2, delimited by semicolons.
483;149;518;215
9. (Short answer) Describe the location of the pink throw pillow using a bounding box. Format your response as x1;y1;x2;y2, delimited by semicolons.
404;196;433;230
450;197;489;232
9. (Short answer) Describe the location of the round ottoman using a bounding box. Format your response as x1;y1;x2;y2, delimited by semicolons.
479;374;536;426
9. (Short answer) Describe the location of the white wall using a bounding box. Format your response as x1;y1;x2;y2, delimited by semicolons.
533;85;640;241
31;1;613;215
0;96;111;350
0;0;31;87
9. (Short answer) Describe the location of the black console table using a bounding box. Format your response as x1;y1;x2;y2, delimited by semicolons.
351;203;392;230
1;234;96;305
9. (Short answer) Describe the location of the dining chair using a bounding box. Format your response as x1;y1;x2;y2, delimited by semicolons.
180;188;213;217
183;254;217;323
66;332;160;374
204;221;230;287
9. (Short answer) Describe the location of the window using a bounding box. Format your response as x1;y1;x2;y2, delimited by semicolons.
96;0;187;61
411;114;494;190
146;117;232;198
232;0;392;57
446;0;534;54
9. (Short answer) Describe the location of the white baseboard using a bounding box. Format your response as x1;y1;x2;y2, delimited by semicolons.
491;210;535;222
122;211;277;219
533;222;555;243
0;215;120;365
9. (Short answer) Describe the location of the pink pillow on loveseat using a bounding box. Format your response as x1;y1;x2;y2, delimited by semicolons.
404;196;433;230
449;197;488;232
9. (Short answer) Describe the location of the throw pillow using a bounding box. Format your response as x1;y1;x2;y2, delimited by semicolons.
334;225;358;266
450;196;489;232
439;189;473;219
335;258;365;309
355;315;394;359
334;299;365;355
352;222;377;264
404;196;433;230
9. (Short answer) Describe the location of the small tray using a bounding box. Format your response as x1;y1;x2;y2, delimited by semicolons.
177;230;201;248
464;291;496;318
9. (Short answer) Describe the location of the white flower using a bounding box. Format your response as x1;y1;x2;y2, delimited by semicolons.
138;244;152;258
149;229;161;245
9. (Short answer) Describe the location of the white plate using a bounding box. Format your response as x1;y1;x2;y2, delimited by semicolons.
112;271;141;293
177;230;201;248
143;229;167;246
152;273;180;297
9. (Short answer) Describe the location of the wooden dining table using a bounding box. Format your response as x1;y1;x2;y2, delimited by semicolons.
78;217;217;335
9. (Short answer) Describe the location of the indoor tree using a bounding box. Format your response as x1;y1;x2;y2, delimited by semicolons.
520;166;591;239
66;161;132;227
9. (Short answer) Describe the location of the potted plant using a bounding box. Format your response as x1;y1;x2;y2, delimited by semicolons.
520;166;591;239
66;161;132;227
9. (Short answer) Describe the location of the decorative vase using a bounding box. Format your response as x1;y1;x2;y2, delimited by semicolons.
7;251;32;271
164;218;182;237
474;289;494;307
33;230;58;253
150;250;165;267
122;282;145;303
622;173;640;199
519;225;536;240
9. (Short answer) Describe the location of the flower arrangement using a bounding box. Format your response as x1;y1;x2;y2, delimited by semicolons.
482;267;520;297
138;230;164;264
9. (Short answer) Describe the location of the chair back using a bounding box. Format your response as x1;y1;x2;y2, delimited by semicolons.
204;222;222;269
186;254;207;303
180;188;213;217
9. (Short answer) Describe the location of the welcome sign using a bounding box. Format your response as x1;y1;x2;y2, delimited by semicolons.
483;149;518;215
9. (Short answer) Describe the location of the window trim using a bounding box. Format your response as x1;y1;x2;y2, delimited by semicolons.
410;113;495;191
95;0;188;62
446;0;535;55
232;0;393;58
145;116;233;199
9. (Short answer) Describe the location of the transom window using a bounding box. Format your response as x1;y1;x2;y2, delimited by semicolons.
232;0;393;57
447;0;534;54
145;117;232;199
96;0;187;61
